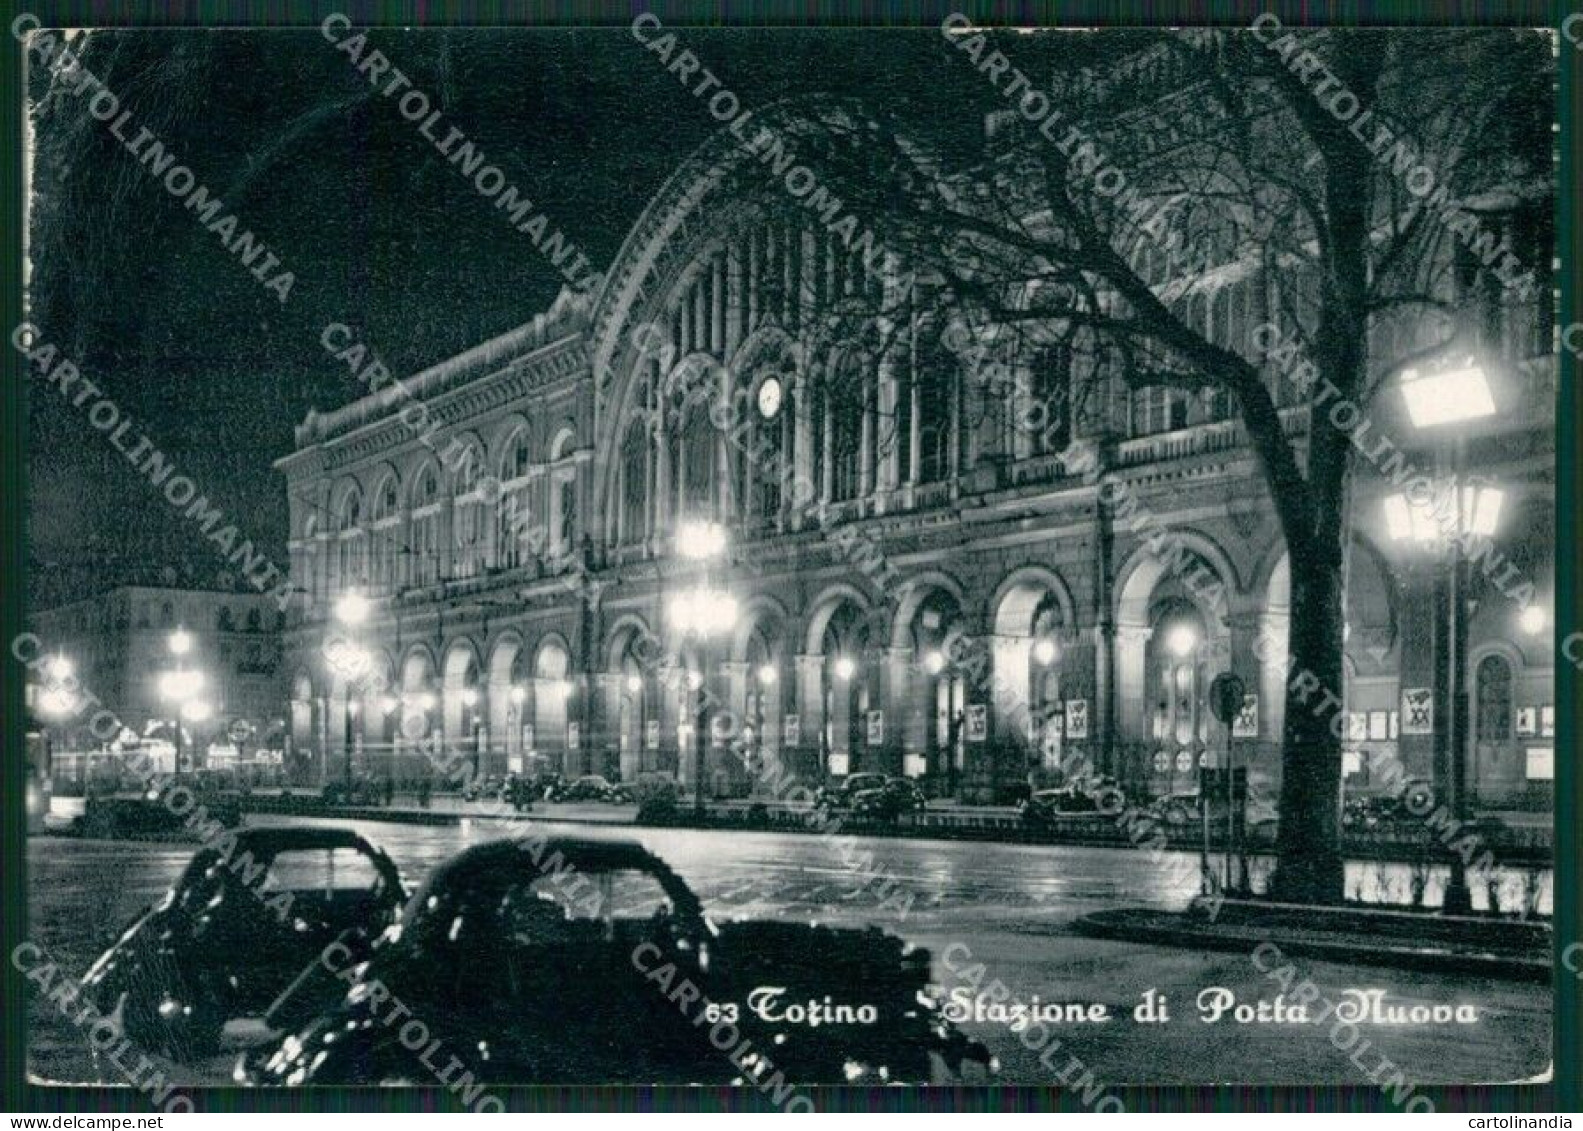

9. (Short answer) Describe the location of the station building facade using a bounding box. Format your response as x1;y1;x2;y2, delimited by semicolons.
278;102;1555;808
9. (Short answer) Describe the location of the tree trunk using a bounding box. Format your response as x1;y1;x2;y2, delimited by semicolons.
1263;92;1376;903
1269;560;1347;903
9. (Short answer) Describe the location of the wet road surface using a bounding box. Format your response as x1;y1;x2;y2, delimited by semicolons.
25;815;1551;1091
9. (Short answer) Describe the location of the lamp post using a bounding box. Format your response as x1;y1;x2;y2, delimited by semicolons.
39;655;75;756
1030;637;1059;782
379;695;398;785
667;520;738;819
159;629;207;775
1389;356;1500;916
753;662;777;782
328;590;371;788
462;686;482;780
508;684;526;774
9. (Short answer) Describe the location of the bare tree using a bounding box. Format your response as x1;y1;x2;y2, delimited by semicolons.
747;26;1551;903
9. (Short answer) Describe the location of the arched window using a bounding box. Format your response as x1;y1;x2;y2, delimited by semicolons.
680;404;714;514
818;353;868;502
336;489;364;589
916;363;954;485
451;447;486;580
410;464;442;587
508;427;533;480
619;417;649;545
496;428;533;572
1026;346;1072;456
549;429;579;562
1475;655;1514;742
370;474;400;592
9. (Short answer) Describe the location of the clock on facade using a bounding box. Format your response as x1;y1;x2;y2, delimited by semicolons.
756;375;783;419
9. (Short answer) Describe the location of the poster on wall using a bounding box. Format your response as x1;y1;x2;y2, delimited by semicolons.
1367;710;1389;741
1041;723;1063;768
1517;707;1538;738
567;722;580;751
783;714;801;747
645;719;660;750
1232;694;1259;738
1400;689;1433;735
1064;699;1089;740
866;710;884;745
520;723;534;753
966;704;988;742
1347;712;1368;743
1541;705;1555;738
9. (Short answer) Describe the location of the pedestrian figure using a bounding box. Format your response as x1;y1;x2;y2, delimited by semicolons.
383;775;394;808
417;776;431;809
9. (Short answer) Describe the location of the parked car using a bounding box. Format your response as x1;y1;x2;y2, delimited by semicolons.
502;773;535;812
1021;786;1097;825
462;775;505;803
850;778;928;820
56;773;244;840
81;827;406;1061
1144;791;1278;831
321;776;386;807
547;774;632;804
242;836;991;1086
812;772;890;813
1342;778;1437;830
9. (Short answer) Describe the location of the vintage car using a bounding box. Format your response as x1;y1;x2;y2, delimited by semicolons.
850;778;928;820
1019;778;1123;825
321;775;388;807
81;826;406;1061
811;772;890;814
546;774;633;804
242;836;991;1086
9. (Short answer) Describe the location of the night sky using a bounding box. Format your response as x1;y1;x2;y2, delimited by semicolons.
25;25;1012;609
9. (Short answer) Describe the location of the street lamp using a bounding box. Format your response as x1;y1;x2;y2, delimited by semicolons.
668;520;737;817
1392;355;1499;916
508;684;527;771
328;591;372;788
1519;606;1547;636
160;629;204;774
923;650;946;676
833;655;857;681
462;686;482;779
1032;638;1059;667
1399;358;1497;429
1165;623;1199;659
334;590;371;627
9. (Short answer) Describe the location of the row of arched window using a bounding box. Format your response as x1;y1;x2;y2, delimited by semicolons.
301;427;582;599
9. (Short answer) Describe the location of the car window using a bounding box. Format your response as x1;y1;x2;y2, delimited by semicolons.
497;870;675;945
261;847;386;895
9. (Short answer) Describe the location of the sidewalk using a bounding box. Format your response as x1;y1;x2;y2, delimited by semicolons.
1073;898;1551;981
236;790;1552;865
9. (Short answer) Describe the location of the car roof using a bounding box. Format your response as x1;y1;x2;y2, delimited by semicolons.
419;835;673;891
222;825;379;853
